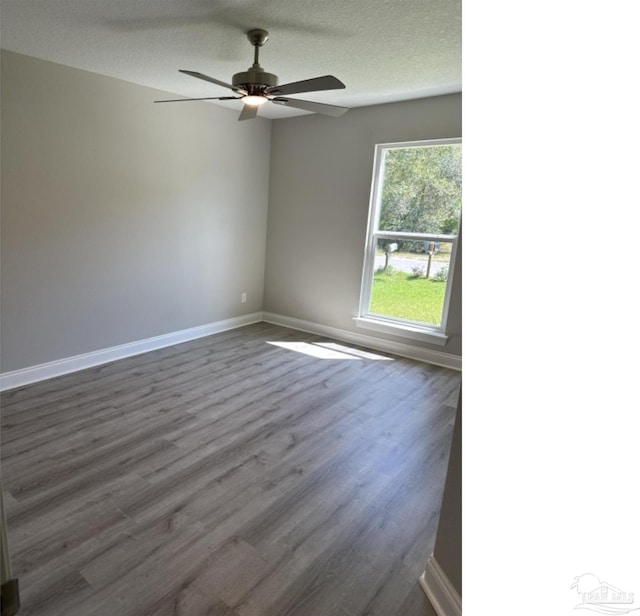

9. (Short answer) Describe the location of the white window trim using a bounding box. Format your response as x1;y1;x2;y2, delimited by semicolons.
356;138;461;344
353;315;450;345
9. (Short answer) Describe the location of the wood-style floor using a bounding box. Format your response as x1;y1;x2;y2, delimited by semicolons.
1;323;460;616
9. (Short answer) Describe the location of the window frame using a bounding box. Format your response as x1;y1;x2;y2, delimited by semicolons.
355;138;461;345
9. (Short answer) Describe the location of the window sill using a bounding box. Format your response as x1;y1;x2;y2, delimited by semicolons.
353;316;449;346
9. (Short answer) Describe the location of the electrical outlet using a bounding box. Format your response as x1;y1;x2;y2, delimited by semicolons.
241;292;247;303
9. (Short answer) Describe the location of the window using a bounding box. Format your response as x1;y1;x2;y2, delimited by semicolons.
356;139;462;344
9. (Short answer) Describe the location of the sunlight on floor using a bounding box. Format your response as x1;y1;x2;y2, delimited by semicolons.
266;341;393;361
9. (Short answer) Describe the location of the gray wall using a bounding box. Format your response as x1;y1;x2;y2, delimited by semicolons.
432;393;462;595
264;94;462;357
1;50;461;373
1;51;271;372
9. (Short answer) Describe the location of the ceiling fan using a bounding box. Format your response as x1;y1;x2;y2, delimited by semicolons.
154;29;348;121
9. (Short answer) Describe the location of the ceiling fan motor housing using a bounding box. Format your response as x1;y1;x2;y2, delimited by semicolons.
232;69;278;92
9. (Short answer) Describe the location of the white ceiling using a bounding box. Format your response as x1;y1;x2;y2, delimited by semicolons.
0;0;461;120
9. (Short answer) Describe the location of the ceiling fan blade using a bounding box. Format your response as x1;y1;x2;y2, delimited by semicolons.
179;70;248;95
154;96;242;103
266;75;345;96
238;104;259;121
271;97;348;117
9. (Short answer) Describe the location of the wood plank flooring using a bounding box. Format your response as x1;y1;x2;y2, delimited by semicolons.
1;323;460;616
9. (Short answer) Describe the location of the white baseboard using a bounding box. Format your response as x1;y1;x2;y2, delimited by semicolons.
419;556;462;616
0;313;263;392
262;312;461;370
1;311;460;392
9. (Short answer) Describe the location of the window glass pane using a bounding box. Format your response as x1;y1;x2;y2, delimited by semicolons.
369;239;454;327
378;145;462;235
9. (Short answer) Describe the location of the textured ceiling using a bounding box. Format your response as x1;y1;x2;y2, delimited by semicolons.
0;0;461;119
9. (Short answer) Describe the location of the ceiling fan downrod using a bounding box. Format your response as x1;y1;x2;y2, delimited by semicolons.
232;29;278;92
248;28;269;68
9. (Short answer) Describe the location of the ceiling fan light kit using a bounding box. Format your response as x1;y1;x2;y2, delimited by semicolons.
243;95;268;106
155;29;348;121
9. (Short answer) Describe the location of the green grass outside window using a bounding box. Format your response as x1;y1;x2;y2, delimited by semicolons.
370;269;446;327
